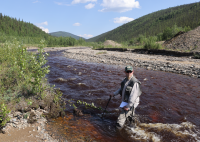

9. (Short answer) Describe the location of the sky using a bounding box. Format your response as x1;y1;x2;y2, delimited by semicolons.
0;0;199;39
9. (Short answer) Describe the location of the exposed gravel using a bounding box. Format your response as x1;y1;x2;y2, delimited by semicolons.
163;26;200;51
61;47;200;78
0;108;62;142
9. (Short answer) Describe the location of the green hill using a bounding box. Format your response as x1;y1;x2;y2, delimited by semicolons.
87;2;200;42
0;13;50;39
49;31;85;40
0;14;78;47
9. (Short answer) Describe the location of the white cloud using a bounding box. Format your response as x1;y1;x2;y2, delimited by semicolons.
73;23;81;26
36;21;48;26
35;21;49;33
72;0;97;4
33;1;40;3
54;2;70;6
114;17;134;23
39;27;49;33
85;3;95;9
100;0;140;13
78;34;93;39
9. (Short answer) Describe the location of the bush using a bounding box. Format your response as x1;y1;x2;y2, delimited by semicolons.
137;34;147;44
143;36;162;50
159;24;191;41
0;39;50;101
0;103;10;127
129;40;134;45
193;53;200;59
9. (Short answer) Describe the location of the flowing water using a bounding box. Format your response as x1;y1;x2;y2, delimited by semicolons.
45;50;200;142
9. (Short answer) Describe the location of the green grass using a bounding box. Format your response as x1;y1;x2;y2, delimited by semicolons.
96;51;107;55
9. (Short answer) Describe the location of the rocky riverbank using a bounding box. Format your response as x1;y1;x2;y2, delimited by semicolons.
61;47;200;78
0;108;57;142
0;94;65;142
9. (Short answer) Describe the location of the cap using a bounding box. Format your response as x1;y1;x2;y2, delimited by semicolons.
125;66;133;72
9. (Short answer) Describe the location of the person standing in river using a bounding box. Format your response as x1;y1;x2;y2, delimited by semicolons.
111;65;142;130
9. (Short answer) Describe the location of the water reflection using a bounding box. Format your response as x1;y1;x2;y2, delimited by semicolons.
46;51;200;142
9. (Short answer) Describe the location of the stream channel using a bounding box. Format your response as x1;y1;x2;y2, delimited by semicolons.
44;50;200;142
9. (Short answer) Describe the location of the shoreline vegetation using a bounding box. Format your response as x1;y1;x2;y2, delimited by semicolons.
0;39;66;141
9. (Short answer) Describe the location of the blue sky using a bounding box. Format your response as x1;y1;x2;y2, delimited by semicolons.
0;0;199;39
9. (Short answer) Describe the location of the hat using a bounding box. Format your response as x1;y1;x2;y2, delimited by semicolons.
125;66;133;72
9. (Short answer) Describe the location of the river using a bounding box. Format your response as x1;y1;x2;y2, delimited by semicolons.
45;50;200;142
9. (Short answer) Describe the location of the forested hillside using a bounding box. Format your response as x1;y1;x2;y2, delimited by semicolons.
0;13;87;47
87;2;200;42
49;31;85;40
0;13;49;38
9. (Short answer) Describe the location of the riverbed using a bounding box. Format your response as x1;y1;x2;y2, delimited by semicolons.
44;49;200;142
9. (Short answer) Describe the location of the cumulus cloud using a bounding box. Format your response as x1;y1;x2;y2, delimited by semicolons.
114;17;134;23
85;3;95;9
36;21;48;26
35;21;49;33
78;34;93;39
100;0;140;13
72;0;97;4
54;2;70;6
39;27;49;33
73;23;81;26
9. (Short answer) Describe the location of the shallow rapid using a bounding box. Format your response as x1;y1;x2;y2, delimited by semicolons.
45;51;200;142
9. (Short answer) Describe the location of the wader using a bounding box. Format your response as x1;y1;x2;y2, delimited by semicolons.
117;76;141;128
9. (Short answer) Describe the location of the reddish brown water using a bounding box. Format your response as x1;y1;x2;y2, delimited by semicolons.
45;51;200;142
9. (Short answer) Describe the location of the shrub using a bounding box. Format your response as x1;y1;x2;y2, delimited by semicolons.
0;38;50;101
0;103;10;127
137;34;147;44
92;43;104;49
143;36;162;50
129;40;134;45
193;53;200;59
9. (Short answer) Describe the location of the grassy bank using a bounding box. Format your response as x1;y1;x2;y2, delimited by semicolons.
0;39;64;128
90;37;164;50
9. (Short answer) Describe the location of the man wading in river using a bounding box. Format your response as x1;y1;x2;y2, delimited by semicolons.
111;65;142;130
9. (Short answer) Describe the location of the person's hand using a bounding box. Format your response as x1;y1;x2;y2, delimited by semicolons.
123;106;129;111
110;95;114;98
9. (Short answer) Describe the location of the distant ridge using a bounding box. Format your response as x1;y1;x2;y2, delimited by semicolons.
87;2;200;42
49;31;85;40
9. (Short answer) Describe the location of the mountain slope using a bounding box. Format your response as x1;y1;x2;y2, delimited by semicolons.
0;13;50;39
87;2;200;42
49;31;85;40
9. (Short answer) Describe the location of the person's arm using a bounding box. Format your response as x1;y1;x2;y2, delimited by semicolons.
125;83;141;109
112;88;121;97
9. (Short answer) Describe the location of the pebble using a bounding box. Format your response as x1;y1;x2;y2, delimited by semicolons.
37;126;41;131
63;49;200;78
1;108;59;142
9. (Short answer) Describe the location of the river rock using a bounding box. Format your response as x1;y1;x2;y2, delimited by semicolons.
73;108;83;116
29;102;39;110
77;83;86;86
69;78;76;81
43;102;64;119
54;78;68;82
27;112;37;124
39;100;46;109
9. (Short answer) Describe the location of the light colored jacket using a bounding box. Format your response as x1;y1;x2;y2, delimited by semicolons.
114;75;141;109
